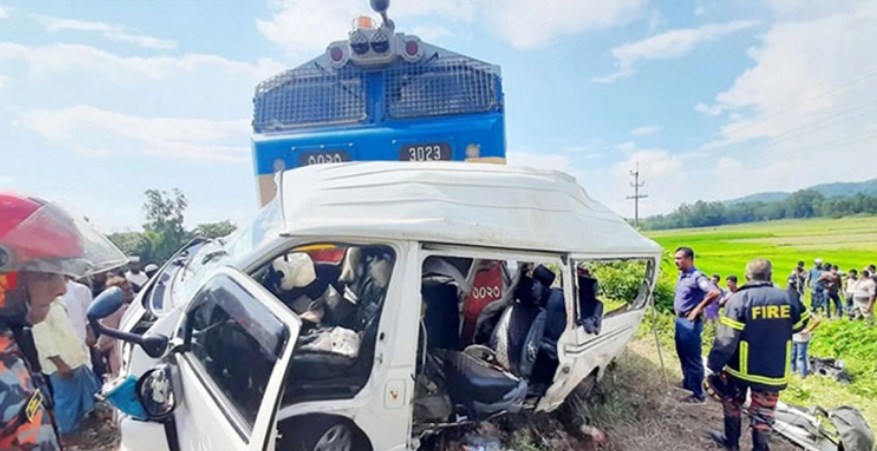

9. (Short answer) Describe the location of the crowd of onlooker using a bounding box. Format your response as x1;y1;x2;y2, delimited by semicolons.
698;258;876;380
790;259;877;321
30;257;157;445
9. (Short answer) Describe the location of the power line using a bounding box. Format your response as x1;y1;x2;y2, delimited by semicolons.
679;66;877;160
642;69;877;214
718;98;877;154
718;131;877;187
712;66;877;141
627;162;648;227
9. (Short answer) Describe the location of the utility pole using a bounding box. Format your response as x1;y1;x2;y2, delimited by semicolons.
627;162;648;227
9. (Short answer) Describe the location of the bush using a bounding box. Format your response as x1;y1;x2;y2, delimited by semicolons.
590;260;675;313
590;261;647;302
653;279;675;313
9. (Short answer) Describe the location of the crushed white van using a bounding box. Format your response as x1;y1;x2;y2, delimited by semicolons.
93;162;661;451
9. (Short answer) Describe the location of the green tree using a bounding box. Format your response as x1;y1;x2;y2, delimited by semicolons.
785;189;824;218
194;220;238;239
142;189;190;263
107;231;147;257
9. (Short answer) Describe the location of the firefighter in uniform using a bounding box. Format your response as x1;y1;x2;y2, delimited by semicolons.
705;258;810;451
0;192;126;449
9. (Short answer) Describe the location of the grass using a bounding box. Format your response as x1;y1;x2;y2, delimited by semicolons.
643;216;877;431
647;216;877;278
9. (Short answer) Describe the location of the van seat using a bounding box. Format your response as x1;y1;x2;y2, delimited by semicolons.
434;349;527;419
489;275;547;379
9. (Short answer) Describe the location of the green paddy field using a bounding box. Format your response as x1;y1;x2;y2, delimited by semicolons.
648;216;877;280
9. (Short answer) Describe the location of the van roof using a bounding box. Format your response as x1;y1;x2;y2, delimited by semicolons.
278;162;661;258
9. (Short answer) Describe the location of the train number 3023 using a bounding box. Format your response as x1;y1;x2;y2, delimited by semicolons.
400;143;450;161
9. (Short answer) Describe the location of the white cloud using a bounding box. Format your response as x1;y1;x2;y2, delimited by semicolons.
257;0;366;58
37;16;176;49
613;148;682;179
647;2;877;211
508;149;575;173
716;156;743;172
694;101;722;116
391;0;477;23
257;0;647;55
409;24;452;42
593;20;758;83
630;125;661;136
256;0;478;58
20;105;250;162
487;0;647;50
648;9;666;33
0;4;9;20
766;0;863;20
603;145;691;216
0;42;284;82
701;1;877;172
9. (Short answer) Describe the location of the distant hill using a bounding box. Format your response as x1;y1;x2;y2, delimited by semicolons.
726;178;877;205
725;191;789;204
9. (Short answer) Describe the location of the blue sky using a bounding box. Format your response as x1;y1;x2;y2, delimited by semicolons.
1;0;876;231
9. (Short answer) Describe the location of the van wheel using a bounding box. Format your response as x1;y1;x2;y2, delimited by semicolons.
279;416;370;451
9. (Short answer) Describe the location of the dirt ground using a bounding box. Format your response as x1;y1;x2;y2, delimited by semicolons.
432;339;801;450
65;403;120;451
68;340;802;450
580;341;800;451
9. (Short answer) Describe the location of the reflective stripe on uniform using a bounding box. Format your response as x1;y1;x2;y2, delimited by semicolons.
720;315;745;330
726;339;792;387
726;367;791;386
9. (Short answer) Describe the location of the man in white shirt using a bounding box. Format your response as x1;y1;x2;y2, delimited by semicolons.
124;258;149;292
853;269;877;320
845;269;859;317
59;278;93;346
32;299;100;441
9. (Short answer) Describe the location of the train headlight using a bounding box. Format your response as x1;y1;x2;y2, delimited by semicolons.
371;29;390;54
350;29;370;55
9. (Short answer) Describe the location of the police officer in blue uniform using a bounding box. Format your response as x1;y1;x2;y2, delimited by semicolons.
673;246;721;403
706;258;810;451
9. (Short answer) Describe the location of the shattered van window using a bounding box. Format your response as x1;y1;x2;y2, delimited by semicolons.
580;259;652;318
224;196;285;268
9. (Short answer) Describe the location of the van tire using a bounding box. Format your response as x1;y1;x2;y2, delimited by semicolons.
278;415;371;451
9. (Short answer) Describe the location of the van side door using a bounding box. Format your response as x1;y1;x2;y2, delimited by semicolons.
171;267;301;451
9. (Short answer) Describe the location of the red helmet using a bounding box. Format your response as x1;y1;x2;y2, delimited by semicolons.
0;191;126;278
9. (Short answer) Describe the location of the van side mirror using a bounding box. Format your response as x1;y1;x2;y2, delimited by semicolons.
88;286;125;319
136;365;176;421
88;286;169;358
